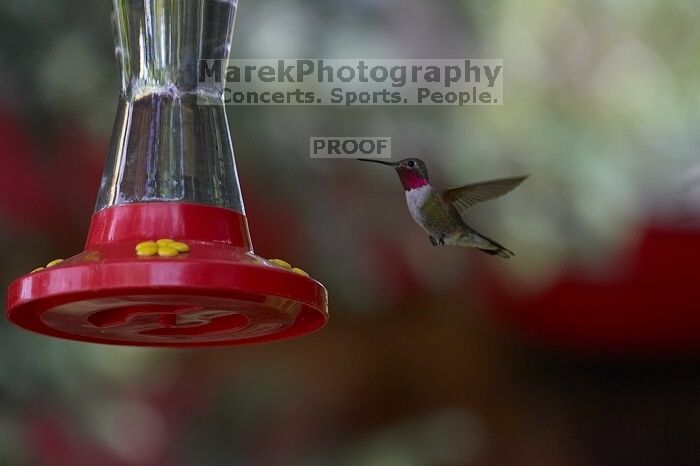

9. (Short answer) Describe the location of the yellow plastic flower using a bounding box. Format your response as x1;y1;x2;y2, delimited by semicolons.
46;259;64;268
269;258;311;277
269;258;292;269
31;258;65;274
136;239;190;257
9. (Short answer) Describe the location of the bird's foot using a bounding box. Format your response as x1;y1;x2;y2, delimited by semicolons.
429;235;447;246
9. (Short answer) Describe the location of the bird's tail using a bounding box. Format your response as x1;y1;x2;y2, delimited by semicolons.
476;235;515;259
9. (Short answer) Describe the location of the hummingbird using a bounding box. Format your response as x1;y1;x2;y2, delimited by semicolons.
358;158;528;258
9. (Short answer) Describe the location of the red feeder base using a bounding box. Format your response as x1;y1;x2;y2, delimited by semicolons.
5;203;328;347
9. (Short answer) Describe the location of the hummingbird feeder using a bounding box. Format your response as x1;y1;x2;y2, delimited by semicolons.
5;0;328;347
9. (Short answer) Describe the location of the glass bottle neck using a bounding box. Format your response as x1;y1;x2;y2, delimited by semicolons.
113;0;237;98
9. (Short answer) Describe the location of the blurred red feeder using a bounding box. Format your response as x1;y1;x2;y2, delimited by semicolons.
485;225;700;354
5;0;328;346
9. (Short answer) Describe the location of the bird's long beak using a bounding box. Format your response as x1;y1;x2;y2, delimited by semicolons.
357;158;397;166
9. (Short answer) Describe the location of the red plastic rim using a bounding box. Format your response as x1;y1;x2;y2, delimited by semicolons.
5;203;329;347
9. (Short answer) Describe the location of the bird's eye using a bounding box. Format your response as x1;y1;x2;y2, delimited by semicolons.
407;161;415;168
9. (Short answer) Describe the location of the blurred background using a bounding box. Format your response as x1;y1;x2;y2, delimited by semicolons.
2;0;700;464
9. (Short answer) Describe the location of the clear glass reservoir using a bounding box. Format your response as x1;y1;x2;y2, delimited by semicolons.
96;0;243;212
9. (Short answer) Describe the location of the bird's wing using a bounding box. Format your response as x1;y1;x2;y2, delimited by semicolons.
442;175;528;217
